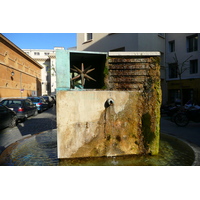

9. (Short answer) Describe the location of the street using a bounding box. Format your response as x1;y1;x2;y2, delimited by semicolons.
161;115;200;147
0;105;56;154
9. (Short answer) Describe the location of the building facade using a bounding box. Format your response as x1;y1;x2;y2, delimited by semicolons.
77;33;200;105
23;47;64;95
0;34;43;101
165;33;200;105
77;33;167;104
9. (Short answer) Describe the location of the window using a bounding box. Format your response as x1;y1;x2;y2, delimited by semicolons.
25;100;31;106
0;105;7;113
169;40;175;52
87;33;93;40
85;33;93;41
45;52;49;56
187;34;198;52
169;89;181;104
169;63;178;78
34;52;40;55
190;59;198;74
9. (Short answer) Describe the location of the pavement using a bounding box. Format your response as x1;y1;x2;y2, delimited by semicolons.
0;105;56;155
0;113;200;166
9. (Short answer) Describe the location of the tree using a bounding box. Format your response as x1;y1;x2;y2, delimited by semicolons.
172;53;193;106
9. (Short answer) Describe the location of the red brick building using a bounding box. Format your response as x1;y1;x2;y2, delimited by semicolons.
0;34;43;100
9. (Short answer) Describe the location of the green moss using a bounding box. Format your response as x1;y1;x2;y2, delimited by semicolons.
103;65;109;76
142;113;155;150
150;57;161;66
101;57;110;89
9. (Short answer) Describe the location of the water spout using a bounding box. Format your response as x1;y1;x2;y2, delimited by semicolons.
105;98;114;108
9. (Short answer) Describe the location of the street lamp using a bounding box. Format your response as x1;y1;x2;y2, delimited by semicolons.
11;71;15;76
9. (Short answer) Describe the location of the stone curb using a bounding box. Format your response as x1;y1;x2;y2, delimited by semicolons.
162;131;200;166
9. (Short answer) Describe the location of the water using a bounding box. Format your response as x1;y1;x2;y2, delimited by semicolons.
59;134;194;166
0;130;195;166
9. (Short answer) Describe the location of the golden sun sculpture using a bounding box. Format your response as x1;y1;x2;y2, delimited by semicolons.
71;63;96;87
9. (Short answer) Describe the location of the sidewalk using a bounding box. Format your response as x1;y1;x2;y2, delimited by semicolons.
160;115;200;146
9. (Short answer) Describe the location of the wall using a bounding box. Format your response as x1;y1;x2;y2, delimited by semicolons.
165;33;200;81
0;34;42;100
77;33;139;52
77;33;167;104
165;33;200;104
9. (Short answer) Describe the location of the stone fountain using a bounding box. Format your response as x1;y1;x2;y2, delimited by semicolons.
0;51;196;166
56;51;161;159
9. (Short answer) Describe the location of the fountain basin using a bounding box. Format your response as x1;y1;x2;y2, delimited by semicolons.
0;130;196;166
59;133;195;166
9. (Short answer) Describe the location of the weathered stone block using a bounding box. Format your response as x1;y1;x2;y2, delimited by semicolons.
56;51;161;159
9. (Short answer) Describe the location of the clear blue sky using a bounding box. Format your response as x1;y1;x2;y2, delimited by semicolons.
2;33;77;50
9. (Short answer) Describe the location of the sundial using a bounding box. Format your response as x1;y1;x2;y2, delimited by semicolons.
71;63;96;87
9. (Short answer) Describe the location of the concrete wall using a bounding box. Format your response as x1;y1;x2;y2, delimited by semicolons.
57;90;160;158
57;91;138;158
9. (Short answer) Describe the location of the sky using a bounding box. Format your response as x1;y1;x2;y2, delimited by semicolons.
2;33;77;50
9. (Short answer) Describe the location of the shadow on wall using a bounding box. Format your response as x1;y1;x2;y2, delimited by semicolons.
81;33;139;52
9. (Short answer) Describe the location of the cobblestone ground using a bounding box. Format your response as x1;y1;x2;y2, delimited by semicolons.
0;105;57;154
0;129;59;166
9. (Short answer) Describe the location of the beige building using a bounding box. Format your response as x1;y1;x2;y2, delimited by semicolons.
77;33;165;53
0;34;43;101
23;47;64;95
77;33;167;104
77;33;200;105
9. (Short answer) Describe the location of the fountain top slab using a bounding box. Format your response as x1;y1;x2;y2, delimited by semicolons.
108;51;161;56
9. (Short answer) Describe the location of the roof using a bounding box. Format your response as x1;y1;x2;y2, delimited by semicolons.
1;98;28;101
0;34;43;69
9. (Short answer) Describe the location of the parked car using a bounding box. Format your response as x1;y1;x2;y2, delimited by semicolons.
0;104;17;129
28;97;49;113
42;96;54;108
0;98;38;122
